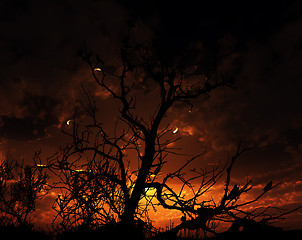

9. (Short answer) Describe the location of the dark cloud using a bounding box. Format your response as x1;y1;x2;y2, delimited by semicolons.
0;0;300;170
0;0;302;229
0;93;60;141
162;11;302;188
0;0;130;141
0;116;46;141
192;15;302;148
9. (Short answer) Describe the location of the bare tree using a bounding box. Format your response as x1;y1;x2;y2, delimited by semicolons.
150;143;285;238
82;33;234;225
0;157;47;228
39;32;297;237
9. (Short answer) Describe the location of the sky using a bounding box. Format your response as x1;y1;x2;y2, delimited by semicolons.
0;0;302;230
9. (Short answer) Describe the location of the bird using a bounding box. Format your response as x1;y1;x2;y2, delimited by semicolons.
227;184;240;200
263;181;273;192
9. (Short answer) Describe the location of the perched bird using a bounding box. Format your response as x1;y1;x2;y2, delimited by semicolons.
263;181;273;192
228;184;240;200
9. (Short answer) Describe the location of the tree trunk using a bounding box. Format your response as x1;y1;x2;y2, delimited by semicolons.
121;101;169;224
121;136;156;224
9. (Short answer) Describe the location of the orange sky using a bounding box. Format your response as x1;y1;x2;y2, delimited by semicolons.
1;0;302;231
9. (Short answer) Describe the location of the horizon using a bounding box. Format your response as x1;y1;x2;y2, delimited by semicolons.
0;0;302;232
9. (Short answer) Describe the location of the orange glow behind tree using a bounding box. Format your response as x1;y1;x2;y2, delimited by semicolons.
26;33;301;237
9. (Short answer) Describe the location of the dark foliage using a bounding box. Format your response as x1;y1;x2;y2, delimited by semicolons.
0;225;51;240
0;158;48;227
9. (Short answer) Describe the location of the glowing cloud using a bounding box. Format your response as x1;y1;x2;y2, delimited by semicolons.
182;125;194;135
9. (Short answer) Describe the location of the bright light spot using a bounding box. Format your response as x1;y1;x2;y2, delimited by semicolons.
36;164;47;168
94;67;102;72
66;120;71;125
173;127;179;134
144;187;156;195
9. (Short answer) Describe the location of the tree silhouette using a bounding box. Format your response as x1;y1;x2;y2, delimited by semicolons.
0;158;47;228
37;32;298;238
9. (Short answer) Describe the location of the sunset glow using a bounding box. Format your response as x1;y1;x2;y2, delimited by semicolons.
1;0;302;236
